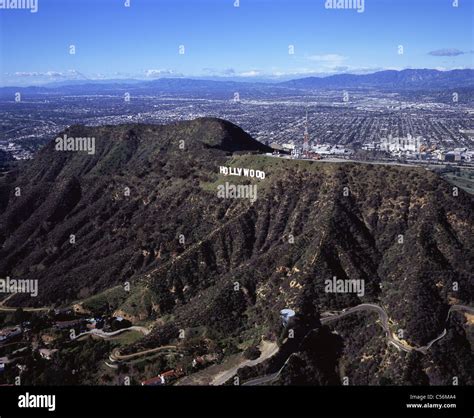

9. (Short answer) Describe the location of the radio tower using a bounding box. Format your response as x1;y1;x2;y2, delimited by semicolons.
303;109;309;156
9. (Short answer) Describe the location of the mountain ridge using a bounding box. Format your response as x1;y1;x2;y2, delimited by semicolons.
1;69;473;93
0;119;472;386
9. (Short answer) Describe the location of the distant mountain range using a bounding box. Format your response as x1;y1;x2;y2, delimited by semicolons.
280;69;474;90
1;69;473;96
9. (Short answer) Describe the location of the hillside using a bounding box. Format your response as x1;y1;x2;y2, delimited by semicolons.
0;150;14;163
0;118;473;385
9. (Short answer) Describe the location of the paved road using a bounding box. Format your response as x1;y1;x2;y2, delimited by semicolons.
0;347;29;366
0;295;50;312
210;341;278;386
72;325;150;341
242;352;295;386
109;344;179;362
243;303;474;386
321;303;414;351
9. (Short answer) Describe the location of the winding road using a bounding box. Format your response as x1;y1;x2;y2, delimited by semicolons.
210;340;278;386
242;303;474;386
0;295;50;312
2;293;472;386
109;344;179;362
72;325;150;341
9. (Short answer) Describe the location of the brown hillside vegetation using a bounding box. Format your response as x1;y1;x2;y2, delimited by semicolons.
0;118;472;385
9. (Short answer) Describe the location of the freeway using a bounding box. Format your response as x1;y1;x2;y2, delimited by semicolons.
243;303;474;386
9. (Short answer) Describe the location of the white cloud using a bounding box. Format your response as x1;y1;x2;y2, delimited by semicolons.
12;69;86;79
13;72;37;77
306;54;347;65
428;48;465;57
144;69;181;78
238;70;261;77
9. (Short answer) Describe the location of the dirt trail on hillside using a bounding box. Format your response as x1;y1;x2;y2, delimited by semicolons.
175;340;278;386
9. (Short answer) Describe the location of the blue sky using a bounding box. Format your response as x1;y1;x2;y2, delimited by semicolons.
0;0;472;85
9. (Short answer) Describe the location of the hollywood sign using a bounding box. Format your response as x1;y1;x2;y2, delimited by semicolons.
219;166;266;180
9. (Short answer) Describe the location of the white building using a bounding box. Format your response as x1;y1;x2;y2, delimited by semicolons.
282;143;296;151
280;309;296;326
